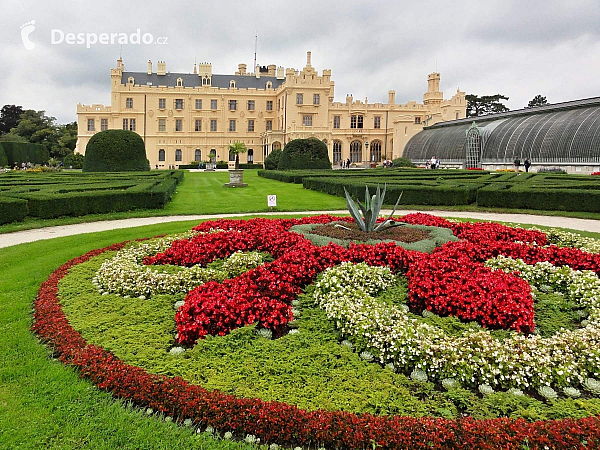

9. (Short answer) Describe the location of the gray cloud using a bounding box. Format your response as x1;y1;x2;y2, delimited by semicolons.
1;0;598;123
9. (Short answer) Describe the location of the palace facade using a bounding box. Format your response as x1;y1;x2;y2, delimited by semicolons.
76;52;466;167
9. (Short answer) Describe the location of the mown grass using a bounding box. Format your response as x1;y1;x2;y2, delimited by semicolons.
3;169;600;235
0;170;347;234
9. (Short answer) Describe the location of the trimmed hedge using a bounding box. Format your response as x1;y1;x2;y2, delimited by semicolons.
0;170;182;221
0;197;28;224
264;148;283;170
83;130;150;172
303;177;478;206
0;141;49;165
0;146;7;167
278;138;331;170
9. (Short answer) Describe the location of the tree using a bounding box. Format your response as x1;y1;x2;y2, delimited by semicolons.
466;94;510;117
0;105;24;135
228;141;248;170
52;122;78;159
10;109;58;155
527;95;548;108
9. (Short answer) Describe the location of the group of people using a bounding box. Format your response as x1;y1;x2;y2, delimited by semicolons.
426;156;441;170
13;161;32;170
340;158;352;169
382;158;394;168
513;157;532;173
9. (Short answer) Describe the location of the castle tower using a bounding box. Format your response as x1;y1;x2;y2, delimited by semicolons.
423;72;443;106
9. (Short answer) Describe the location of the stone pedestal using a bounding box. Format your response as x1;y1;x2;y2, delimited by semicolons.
224;169;248;187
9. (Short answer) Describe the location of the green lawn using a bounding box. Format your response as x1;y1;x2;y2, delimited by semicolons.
0;170;347;234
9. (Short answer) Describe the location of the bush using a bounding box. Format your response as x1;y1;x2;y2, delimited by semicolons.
0;145;7;167
0;142;49;166
82;130;150;172
392;157;416;167
0;197;28;224
264;148;283;170
63;152;85;169
277;138;331;170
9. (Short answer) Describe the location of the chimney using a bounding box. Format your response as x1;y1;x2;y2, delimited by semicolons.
306;51;312;67
255;65;260;79
238;63;247;75
193;63;197;74
388;90;395;104
147;60;152;75
346;94;353;105
157;61;166;76
276;66;284;80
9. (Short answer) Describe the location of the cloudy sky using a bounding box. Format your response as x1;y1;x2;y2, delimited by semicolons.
1;0;599;124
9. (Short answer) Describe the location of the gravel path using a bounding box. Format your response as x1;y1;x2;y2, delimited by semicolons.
2;210;600;249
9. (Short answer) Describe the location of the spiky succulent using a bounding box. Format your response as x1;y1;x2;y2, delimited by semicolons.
507;388;525;396
344;184;403;232
538;385;558;400
441;378;460;390
257;328;273;339
360;351;374;362
583;377;600;395
563;387;582;398
410;368;428;382
478;384;494;396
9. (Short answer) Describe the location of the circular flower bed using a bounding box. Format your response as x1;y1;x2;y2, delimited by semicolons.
32;214;600;449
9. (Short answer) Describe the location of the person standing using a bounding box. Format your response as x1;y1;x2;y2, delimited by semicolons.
513;157;521;173
346;157;351;169
524;158;531;173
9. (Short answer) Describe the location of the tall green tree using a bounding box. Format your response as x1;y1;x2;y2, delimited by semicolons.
0;105;24;135
466;94;510;117
527;95;548;108
52;122;78;158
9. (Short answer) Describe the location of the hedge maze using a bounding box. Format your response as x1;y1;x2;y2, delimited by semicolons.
0;170;182;224
258;169;600;212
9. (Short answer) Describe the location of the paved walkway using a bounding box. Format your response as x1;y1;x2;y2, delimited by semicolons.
2;210;600;249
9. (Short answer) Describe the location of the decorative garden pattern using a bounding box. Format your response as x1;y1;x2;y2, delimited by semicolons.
33;214;600;449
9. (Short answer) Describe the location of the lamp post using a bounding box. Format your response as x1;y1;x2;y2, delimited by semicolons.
364;141;369;168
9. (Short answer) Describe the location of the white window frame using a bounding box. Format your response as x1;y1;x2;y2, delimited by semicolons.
302;115;312;126
87;118;95;131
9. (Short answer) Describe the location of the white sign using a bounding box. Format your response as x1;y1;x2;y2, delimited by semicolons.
267;195;277;207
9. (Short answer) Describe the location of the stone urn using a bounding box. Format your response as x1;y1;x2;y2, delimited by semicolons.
224;169;247;187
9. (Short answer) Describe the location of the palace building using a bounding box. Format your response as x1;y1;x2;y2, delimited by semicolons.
76;52;466;167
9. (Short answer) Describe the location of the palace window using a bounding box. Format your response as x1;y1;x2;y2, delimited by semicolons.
122;119;128;130
350;115;363;129
456;112;460;120
158;118;166;132
175;119;182;131
176;78;183;87
374;116;381;129
333;141;342;163
87;118;95;131
202;75;211;86
211;99;218;109
370;140;382;162
158;98;166;109
266;100;273;111
414;117;421;124
333;116;340;129
313;94;320;105
229;80;236;88
127;77;134;84
266;119;272;131
247;100;255;111
100;118;108;131
229;100;237;111
195;119;202;132
175;149;182;161
247;149;254;163
195;99;202;110
248;119;255;132
175;99;184;110
194;149;201;161
296;93;303;105
302;115;312;126
129;118;136;131
158;149;165;161
350;140;362;162
229;149;236;161
229;119;236;132
266;81;272;89
210;119;217;131
126;97;133;108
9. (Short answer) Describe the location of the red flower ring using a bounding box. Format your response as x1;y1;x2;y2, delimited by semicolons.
32;215;600;448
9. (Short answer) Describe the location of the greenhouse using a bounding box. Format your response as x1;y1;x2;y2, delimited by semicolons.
403;97;600;173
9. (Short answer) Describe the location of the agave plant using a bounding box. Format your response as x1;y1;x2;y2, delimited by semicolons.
343;184;403;232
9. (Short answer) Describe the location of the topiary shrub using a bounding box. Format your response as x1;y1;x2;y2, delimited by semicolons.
83;130;149;172
0;145;7;167
0;142;49;165
392;157;416;167
277;138;331;170
264;148;283;170
63;152;85;169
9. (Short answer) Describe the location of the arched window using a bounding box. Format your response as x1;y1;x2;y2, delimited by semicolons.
229;80;236;88
158;149;165;161
229;149;236;161
209;149;216;161
350;140;362;163
266;81;272;89
194;149;201;161
176;78;183;87
333;141;342;163
175;149;182;161
272;141;282;151
247;149;254;163
128;76;135;84
370;140;382;162
202;75;211;86
465;122;482;169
